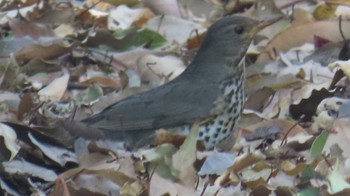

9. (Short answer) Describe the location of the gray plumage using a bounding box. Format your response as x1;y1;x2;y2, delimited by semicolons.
82;15;272;148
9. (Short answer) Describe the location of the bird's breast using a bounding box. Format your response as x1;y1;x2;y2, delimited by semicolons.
169;61;246;149
195;64;245;148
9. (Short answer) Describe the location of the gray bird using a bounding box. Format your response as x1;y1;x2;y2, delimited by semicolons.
82;15;278;149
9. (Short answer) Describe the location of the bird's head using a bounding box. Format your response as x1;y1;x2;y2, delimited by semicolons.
197;15;280;57
187;15;281;77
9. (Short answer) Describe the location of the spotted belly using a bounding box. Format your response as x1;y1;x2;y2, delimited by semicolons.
198;77;244;148
179;58;245;149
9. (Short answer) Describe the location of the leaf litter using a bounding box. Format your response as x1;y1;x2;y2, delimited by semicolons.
2;0;350;195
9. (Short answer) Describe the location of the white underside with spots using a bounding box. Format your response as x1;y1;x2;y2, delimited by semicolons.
181;59;245;149
199;73;244;148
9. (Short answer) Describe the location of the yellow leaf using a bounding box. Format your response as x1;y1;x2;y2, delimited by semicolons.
313;3;337;20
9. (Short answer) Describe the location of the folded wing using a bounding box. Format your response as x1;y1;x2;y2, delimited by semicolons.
82;79;221;132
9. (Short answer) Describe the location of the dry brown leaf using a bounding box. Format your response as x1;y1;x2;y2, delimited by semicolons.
9;18;54;39
78;153;120;171
326;0;350;6
258;20;350;62
281;158;321;176
230;152;265;174
30;2;75;25
155;129;187;148
17;93;34;121
15;39;78;62
81;76;119;88
186;31;206;49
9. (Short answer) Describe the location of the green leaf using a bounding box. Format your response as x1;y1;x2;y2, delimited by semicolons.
113;27;138;39
142;144;178;179
300;166;325;183
136;28;167;49
74;84;104;106
310;130;329;157
298;187;319;196
100;0;140;6
113;27;167;49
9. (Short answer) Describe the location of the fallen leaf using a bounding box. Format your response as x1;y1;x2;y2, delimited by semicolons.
108;5;153;30
310;130;329;157
3;160;58;182
15;39;77;62
0;123;20;160
198;152;235;176
38;72;70;101
258;20;350;62
172;124;199;185
328;159;350;194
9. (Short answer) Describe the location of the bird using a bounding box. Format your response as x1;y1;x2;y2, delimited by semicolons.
82;15;278;149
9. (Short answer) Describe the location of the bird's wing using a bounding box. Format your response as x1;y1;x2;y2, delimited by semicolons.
82;79;221;132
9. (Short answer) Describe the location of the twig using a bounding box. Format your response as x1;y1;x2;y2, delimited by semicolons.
280;115;305;146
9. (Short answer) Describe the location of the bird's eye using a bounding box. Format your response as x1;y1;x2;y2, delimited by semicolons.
234;25;244;34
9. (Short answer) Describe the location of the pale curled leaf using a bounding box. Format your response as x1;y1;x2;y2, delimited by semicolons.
329;60;350;79
0;178;20;196
0;123;20;160
146;15;205;44
38;73;70;101
198;152;235;176
137;54;186;86
3;160;57;182
108;5;153;30
328;159;350;194
172;123;199;185
28;133;78;167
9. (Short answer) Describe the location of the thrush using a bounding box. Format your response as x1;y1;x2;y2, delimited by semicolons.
82;15;278;149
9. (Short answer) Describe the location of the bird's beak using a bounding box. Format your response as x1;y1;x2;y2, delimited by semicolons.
253;15;283;33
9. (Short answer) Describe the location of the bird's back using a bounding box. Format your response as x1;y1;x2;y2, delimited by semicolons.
83;75;222;132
